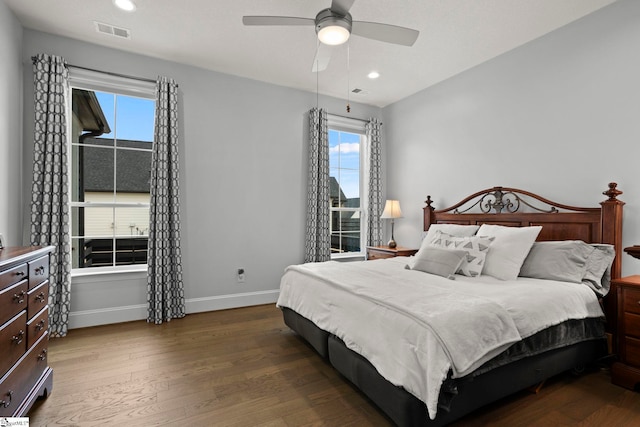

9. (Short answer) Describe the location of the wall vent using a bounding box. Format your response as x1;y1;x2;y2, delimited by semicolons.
94;21;131;39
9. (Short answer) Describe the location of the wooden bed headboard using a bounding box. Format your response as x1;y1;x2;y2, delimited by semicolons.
423;183;625;326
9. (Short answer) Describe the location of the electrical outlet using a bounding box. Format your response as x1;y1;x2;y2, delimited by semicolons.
237;268;245;283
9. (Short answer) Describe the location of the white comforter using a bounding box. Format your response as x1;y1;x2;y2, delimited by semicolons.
276;257;604;420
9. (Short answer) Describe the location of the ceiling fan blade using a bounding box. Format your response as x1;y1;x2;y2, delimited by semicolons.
330;0;356;16
242;16;315;26
351;21;419;46
311;44;333;72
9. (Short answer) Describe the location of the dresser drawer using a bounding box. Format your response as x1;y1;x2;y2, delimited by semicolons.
624;312;640;339
27;281;49;319
0;280;28;325
27;307;48;349
623;287;640;315
623;336;640;367
28;255;49;290
0;264;28;292
0;311;27;379
0;332;49;416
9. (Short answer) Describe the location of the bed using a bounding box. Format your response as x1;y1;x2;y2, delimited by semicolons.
277;183;625;426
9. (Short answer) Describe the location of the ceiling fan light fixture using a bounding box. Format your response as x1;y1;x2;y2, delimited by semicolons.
318;24;350;45
315;9;352;46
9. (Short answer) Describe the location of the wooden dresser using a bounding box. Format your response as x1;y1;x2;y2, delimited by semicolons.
366;245;418;260
0;246;54;416
612;275;640;390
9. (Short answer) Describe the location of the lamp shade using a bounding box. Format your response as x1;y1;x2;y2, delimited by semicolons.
380;200;403;219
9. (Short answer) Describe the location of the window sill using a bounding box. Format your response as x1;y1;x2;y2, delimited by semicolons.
331;253;365;262
71;264;147;278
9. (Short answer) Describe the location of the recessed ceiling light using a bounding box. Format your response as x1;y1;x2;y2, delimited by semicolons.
368;71;380;79
114;0;136;12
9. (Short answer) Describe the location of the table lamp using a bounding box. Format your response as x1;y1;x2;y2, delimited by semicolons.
380;200;403;248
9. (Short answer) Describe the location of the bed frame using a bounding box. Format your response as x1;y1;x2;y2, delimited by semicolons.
283;183;624;426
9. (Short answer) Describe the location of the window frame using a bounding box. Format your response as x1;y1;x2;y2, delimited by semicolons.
327;114;369;260
67;68;156;274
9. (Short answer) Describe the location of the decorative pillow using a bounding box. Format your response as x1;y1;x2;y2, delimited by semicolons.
422;224;480;247
407;246;468;280
519;240;594;283
429;231;494;277
582;244;616;296
412;224;480;267
477;224;542;280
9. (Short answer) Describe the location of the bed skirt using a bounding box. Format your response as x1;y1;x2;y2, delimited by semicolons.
282;307;607;426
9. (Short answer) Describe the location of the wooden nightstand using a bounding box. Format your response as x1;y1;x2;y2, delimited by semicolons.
612;275;640;390
366;245;418;261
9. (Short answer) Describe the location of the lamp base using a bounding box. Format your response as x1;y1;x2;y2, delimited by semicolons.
388;239;397;248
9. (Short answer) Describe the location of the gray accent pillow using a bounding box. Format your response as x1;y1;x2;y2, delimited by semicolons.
582;244;615;296
519;240;594;283
407;246;468;280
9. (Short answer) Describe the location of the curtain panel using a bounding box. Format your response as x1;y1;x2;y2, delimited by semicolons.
147;76;186;324
30;53;72;337
366;118;383;247
304;108;331;263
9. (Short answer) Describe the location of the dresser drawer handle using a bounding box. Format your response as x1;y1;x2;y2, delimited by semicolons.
35;319;46;331
13;291;26;304
0;390;12;408
38;349;47;361
11;330;24;345
35;292;46;303
35;266;46;275
14;271;25;277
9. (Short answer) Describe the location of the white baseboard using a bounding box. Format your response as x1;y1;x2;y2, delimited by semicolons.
186;289;280;313
68;289;280;329
68;304;147;329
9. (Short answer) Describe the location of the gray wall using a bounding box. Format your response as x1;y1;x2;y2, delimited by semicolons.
0;2;23;246
383;0;639;277
20;29;380;327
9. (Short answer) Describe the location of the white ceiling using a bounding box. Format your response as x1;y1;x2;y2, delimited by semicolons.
5;0;617;107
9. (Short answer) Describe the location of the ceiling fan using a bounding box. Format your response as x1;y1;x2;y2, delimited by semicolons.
242;0;419;72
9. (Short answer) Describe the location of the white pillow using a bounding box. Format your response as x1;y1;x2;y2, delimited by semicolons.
429;231;494;277
477;224;542;280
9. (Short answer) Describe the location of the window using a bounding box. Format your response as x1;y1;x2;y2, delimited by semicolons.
328;115;367;258
69;72;156;270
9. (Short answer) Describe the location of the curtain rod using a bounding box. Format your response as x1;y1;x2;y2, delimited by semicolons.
30;56;157;84
328;112;382;125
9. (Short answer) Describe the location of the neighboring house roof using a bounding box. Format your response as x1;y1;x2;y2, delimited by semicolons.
82;137;152;193
72;89;111;135
329;176;346;203
344;198;360;208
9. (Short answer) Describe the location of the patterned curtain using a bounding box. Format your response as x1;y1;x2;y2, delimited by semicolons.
30;53;72;338
366;118;383;246
147;76;185;324
304;108;331;263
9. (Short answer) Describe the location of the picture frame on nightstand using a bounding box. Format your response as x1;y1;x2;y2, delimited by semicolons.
0;233;4;249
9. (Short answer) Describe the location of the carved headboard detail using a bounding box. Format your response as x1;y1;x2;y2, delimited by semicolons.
423;183;625;328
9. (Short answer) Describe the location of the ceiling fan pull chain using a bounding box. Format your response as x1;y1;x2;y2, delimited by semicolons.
346;42;351;113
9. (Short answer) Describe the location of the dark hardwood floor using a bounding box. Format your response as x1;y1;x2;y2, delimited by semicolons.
28;304;640;426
